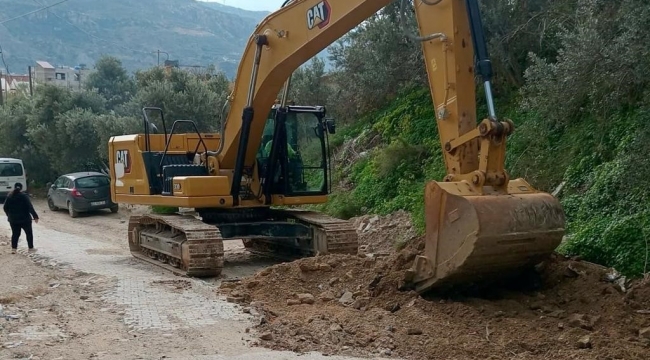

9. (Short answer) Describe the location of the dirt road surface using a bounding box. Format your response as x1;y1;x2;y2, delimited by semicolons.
0;199;388;360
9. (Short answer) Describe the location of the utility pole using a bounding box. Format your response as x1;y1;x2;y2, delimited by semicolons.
154;50;169;66
28;65;33;96
0;69;4;106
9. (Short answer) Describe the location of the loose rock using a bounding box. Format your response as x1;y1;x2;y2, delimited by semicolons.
319;263;333;272
407;328;423;335
330;323;343;332
287;299;301;306
568;313;599;331
299;263;320;272
298;293;315;304
339;291;354;305
352;297;370;310
319;291;335;302
577;335;592;349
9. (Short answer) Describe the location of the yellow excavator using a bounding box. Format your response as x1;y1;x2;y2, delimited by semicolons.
108;0;565;293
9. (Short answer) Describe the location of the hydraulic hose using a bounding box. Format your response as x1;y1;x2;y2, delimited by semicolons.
399;0;446;42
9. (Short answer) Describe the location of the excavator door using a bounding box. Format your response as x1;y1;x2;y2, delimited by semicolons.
256;105;334;202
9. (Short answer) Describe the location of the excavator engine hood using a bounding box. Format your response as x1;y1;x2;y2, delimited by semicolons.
406;178;566;293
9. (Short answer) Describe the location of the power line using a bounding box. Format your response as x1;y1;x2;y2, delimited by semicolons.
0;0;70;25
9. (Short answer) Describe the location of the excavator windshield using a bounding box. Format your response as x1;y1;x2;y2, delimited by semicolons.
256;106;331;198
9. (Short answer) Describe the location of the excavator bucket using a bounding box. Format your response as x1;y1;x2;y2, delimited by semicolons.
405;178;565;293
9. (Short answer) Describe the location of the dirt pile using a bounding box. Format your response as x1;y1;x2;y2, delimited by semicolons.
220;240;650;360
350;210;419;255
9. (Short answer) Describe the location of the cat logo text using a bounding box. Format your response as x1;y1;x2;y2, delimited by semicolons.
307;0;331;30
116;150;131;174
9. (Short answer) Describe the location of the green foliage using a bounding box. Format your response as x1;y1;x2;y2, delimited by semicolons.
85;56;136;109
521;0;650;125
117;67;228;132
0;56;230;188
550;109;650;276
509;0;650;277
327;2;426;119
317;87;445;233
151;206;180;214
289;58;332;107
560;213;650;277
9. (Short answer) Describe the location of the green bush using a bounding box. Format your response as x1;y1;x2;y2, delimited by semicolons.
151;206;179;214
554;109;650;277
561;213;650;277
316;88;448;233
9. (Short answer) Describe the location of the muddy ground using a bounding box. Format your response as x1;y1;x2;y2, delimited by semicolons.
1;199;649;359
0;199;375;360
222;212;650;360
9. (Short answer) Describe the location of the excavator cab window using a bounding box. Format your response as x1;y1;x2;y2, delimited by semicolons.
257;106;329;198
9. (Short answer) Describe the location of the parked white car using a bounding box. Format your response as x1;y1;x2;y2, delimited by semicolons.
0;158;27;199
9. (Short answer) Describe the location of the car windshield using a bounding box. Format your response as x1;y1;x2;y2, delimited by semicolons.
0;163;23;177
75;176;110;188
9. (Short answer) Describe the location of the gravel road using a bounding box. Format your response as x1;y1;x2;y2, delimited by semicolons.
0;199;386;360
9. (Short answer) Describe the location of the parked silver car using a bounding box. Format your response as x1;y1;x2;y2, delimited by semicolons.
47;172;118;218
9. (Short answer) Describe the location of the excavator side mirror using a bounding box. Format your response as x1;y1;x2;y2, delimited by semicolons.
325;118;336;134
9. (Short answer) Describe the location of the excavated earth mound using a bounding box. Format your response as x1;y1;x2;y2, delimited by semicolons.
220;234;650;360
350;210;419;255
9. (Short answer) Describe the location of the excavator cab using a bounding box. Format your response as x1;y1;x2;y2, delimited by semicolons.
256;105;333;200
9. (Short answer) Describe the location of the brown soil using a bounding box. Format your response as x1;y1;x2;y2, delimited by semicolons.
220;237;650;360
351;210;419;255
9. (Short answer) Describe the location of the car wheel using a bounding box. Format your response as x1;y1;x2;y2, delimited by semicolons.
67;202;78;218
47;196;58;211
110;205;119;214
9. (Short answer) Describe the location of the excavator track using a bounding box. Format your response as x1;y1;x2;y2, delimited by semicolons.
241;209;358;258
128;214;224;277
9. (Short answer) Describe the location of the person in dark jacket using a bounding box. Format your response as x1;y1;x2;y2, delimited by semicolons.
3;183;39;254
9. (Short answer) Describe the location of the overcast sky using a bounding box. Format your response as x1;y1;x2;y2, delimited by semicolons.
200;0;286;12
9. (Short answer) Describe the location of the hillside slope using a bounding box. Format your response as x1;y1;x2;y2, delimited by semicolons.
198;1;269;21
319;86;650;278
0;0;261;76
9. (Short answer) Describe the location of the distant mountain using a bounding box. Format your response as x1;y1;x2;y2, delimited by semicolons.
0;0;266;77
197;1;270;22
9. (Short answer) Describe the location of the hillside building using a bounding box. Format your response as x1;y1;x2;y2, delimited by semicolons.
33;61;93;91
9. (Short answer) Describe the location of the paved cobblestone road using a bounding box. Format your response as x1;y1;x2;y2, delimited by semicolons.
0;201;385;360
